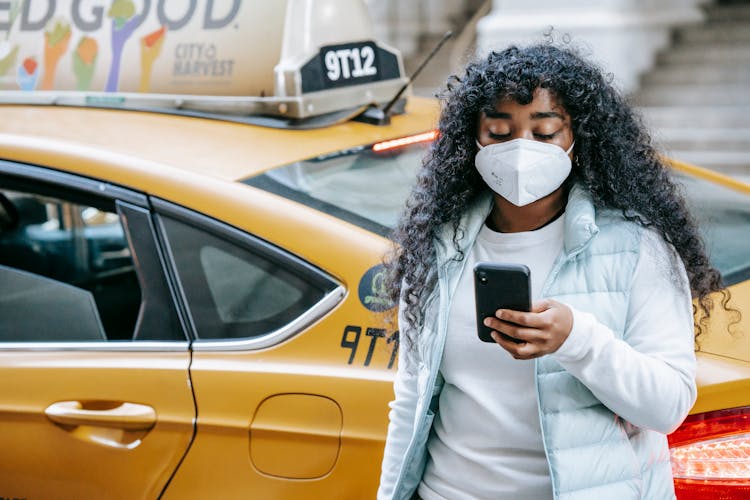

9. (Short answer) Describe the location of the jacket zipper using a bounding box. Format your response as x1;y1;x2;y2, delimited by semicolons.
536;238;594;500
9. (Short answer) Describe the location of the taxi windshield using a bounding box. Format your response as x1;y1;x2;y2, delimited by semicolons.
244;144;750;286
243;140;429;237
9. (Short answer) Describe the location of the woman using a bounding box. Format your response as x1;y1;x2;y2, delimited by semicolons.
378;44;726;500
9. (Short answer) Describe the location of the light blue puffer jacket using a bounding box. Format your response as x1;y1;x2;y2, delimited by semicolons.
378;185;689;500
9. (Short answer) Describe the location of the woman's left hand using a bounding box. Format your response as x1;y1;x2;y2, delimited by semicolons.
484;299;573;359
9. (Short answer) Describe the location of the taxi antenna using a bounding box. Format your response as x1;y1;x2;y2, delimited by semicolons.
357;30;453;125
383;30;453;116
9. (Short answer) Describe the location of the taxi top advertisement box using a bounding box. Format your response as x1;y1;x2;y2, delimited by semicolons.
1;0;285;95
0;0;405;105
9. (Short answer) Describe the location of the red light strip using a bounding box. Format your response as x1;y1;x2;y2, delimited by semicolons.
669;406;750;498
669;406;750;448
671;434;750;479
372;130;438;152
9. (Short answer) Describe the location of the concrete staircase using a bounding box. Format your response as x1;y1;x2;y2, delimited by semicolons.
635;1;750;182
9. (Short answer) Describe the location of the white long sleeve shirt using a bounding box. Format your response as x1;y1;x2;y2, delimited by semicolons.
418;215;695;500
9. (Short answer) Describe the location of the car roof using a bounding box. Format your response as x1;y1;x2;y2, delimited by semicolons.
0;97;439;182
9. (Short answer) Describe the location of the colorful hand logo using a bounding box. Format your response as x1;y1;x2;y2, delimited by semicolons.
40;19;72;90
17;56;38;90
139;26;166;92
0;41;19;77
73;37;98;91
105;0;147;92
0;1;22;79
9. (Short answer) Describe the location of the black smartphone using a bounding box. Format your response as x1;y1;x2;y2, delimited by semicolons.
473;262;531;343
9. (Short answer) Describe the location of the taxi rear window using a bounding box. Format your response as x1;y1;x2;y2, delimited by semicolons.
677;174;750;286
243;138;431;237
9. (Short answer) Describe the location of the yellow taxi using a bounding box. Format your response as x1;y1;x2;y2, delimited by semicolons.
0;1;747;499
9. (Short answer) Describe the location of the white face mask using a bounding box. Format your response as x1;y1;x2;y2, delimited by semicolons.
475;138;574;207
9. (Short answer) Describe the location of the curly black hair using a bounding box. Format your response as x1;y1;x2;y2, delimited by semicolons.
385;43;728;347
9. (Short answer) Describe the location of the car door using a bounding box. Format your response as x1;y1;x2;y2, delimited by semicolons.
150;200;398;498
0;162;195;499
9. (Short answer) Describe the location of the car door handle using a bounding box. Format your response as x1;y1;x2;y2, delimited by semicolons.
45;401;156;431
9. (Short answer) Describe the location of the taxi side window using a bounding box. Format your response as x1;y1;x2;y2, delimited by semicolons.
0;189;140;341
158;213;336;340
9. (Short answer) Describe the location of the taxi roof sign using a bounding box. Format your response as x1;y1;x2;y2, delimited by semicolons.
0;0;409;122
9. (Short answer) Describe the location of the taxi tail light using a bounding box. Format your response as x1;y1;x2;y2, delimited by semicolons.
372;130;438;152
668;406;750;499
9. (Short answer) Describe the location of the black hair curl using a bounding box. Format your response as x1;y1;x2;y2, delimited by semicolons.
385;43;729;347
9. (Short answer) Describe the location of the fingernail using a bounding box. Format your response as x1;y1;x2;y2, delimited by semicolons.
496;310;503;319
483;318;491;326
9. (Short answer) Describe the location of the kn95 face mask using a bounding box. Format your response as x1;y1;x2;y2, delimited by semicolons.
475;138;574;206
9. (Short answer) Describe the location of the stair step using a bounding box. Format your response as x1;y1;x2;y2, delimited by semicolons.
677;23;750;44
658;43;750;64
705;4;750;22
635;84;750;106
637;105;750;128
652;128;750;151
642;64;750;85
